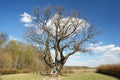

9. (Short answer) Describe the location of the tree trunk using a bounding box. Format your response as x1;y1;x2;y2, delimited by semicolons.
50;65;62;76
50;66;58;76
50;58;67;76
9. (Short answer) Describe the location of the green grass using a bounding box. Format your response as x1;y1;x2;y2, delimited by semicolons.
63;72;119;80
0;72;119;80
0;73;41;80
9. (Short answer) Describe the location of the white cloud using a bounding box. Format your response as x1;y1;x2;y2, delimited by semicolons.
9;35;22;41
24;23;35;27
89;42;115;53
20;12;33;23
45;14;90;36
20;12;36;27
69;52;81;59
65;59;88;66
65;42;120;67
37;29;43;35
47;42;120;67
21;13;90;35
88;42;120;67
9;35;16;40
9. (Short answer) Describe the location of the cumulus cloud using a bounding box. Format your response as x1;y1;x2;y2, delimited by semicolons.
88;42;120;66
34;14;89;35
24;23;35;27
65;59;88;66
69;52;81;59
20;12;33;23
65;42;120;67
44;14;90;36
21;12;90;34
20;12;36;27
90;43;115;53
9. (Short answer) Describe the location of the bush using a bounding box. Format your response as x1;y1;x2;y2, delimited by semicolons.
96;64;120;78
19;68;32;73
0;69;18;75
61;70;74;74
0;68;32;75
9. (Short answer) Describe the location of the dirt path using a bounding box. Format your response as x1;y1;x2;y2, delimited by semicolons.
41;76;63;80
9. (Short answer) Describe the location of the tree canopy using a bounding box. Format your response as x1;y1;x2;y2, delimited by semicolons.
23;5;99;74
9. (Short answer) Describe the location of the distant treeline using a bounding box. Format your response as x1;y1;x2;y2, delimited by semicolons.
96;64;120;78
0;39;50;74
60;66;95;74
63;66;93;70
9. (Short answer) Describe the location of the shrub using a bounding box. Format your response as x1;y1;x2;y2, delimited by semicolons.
19;68;32;73
96;64;120;78
61;70;74;74
0;69;18;75
0;68;32;75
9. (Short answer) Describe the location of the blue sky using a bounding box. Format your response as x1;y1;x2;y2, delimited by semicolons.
0;0;120;67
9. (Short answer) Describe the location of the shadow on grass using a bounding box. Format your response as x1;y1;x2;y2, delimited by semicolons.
96;72;120;80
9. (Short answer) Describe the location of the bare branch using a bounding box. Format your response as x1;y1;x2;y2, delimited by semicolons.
23;5;99;74
44;5;52;21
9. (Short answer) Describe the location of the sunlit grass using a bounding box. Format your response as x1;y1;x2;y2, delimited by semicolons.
0;72;119;80
0;73;41;80
63;72;119;80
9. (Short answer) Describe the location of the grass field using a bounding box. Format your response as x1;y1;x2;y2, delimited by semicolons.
63;72;119;80
0;69;120;80
0;74;41;80
0;71;119;80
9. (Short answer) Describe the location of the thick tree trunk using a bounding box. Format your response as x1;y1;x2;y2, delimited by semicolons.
50;66;58;76
50;65;62;76
50;57;67;76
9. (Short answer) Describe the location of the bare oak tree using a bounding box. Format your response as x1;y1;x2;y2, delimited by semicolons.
24;5;98;75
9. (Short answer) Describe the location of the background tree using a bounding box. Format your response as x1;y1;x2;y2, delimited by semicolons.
0;52;12;68
23;5;99;75
5;40;22;68
32;51;50;74
0;31;11;68
0;30;48;73
5;40;35;69
0;31;8;47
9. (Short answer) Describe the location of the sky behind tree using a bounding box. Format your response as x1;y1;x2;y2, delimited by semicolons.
0;0;120;67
